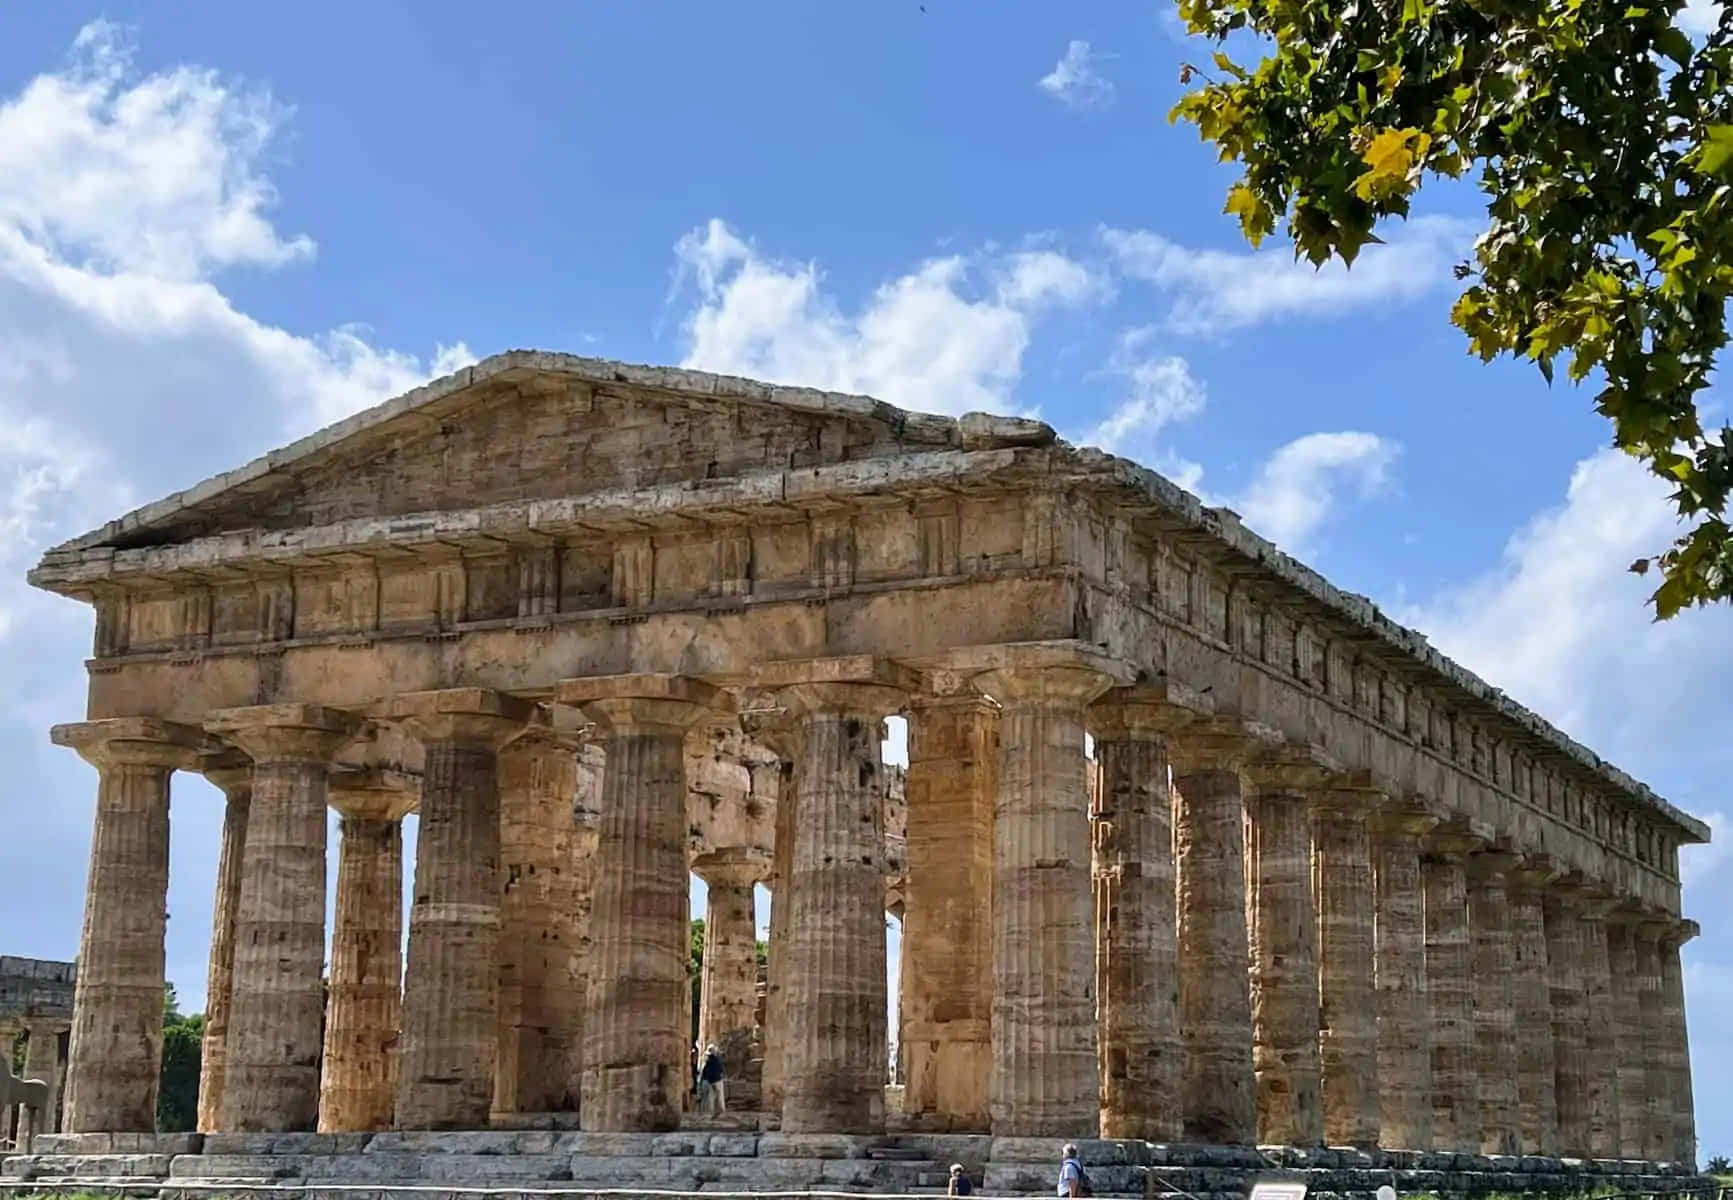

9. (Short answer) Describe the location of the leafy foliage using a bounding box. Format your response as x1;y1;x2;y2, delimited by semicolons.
1172;0;1733;617
157;983;202;1132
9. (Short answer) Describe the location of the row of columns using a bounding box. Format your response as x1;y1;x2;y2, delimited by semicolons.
2;1021;68;1142
50;660;1698;1161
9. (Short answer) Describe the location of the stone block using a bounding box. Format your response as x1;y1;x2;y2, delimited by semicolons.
706;1133;760;1156
757;1132;874;1159
990;1136;1133;1165
27;1134;111;1155
557;1132;660;1157
648;1132;712;1156
26;1153;173;1178
205;1133;374;1156
365;1131;520;1155
421;1153;572;1182
564;1154;677;1184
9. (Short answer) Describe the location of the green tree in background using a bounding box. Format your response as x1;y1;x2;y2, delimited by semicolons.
1172;0;1733;616
158;984;203;1132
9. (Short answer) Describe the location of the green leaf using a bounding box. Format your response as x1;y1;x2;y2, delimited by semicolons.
1697;126;1733;177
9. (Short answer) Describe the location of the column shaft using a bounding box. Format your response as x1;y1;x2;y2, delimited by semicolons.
979;667;1107;1137
760;753;797;1114
60;750;175;1132
1422;851;1477;1152
902;698;995;1131
1245;783;1323;1147
576;701;700;1131
780;687;896;1133
398;739;507;1128
196;772;250;1133
1313;797;1378;1148
1467;856;1520;1155
319;814;404;1132
697;863;763;1079
496;743;582;1115
1579;909;1620;1158
1173;765;1256;1144
1544;893;1589;1155
1658;930;1697;1165
1092;717;1180;1140
1606;920;1647;1160
21;1023;63;1135
1373;817;1432;1151
1508;874;1558;1155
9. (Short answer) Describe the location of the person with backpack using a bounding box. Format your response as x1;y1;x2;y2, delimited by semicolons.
1057;1144;1091;1198
947;1164;974;1196
698;1042;726;1115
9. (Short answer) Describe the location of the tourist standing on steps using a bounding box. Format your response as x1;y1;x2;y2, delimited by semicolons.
948;1164;974;1196
698;1042;725;1115
1057;1144;1089;1198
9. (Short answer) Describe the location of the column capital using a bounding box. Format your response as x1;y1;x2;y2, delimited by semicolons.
1243;741;1342;792
328;766;418;821
1466;848;1523;881
692;846;771;888
1167;714;1284;772
199;749;254;796
753;655;912;718
382;687;537;746
1369;803;1440;841
1088;678;1214;739
52;716;213;769
559;672;733;734
207;703;362;764
1422;823;1484;861
1651;916;1700;949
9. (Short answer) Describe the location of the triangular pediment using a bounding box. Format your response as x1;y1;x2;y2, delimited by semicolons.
54;352;971;553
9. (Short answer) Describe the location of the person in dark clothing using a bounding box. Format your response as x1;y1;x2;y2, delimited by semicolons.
698;1042;726;1115
948;1164;974;1196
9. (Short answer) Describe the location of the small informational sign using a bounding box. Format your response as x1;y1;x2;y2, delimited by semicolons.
1248;1181;1309;1200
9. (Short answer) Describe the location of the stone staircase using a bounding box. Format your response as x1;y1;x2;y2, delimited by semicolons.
1;1129;1715;1199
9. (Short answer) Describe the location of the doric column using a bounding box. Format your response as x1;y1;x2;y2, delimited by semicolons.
21;1022;65;1135
1657;919;1699;1165
1605;911;1648;1161
495;733;583;1116
1543;884;1589;1155
749;721;798;1115
1421;828;1478;1153
560;674;728;1132
1371;807;1436;1151
389;688;531;1130
1466;850;1521;1155
756;657;906;1134
1311;789;1379;1149
569;748;603;1097
1507;861;1559;1155
1577;894;1621;1159
902;691;996;1131
1169;718;1276;1146
1242;746;1335;1148
318;771;413;1133
1088;682;1208;1141
974;655;1119;1137
205;704;361;1132
52;718;208;1133
695;849;769;1080
195;753;252;1133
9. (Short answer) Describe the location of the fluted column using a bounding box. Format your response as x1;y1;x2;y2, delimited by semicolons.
1657;920;1698;1166
1544;885;1589;1155
695;850;768;1078
569;749;603;1097
390;688;532;1129
561;675;726;1132
1312;790;1378;1149
902;693;996;1131
974;657;1118;1137
1088;682;1208;1141
1467;850;1521;1155
1578;896;1621;1158
195;754;251;1133
1507;862;1559;1155
318;775;412;1132
205;704;360;1131
495;734;583;1116
1169;719;1273;1146
759;660;906;1134
1372;808;1435;1151
1242;748;1334;1148
1606;912;1647;1161
21;1022;65;1136
751;722;798;1115
1422;830;1478;1153
52;718;207;1133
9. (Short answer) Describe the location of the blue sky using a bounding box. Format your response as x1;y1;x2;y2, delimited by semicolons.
0;3;1727;1154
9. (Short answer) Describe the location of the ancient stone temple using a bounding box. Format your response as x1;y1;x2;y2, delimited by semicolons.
16;352;1706;1191
1;958;74;1141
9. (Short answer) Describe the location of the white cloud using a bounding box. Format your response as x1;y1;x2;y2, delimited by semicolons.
1102;215;1472;336
673;218;1100;416
1237;431;1399;551
1083;327;1208;478
1037;40;1115;110
1679;0;1724;36
0;23;462;1009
